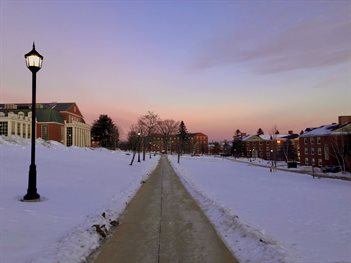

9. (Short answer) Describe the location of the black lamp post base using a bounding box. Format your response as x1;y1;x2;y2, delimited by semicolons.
23;164;40;201
22;193;40;201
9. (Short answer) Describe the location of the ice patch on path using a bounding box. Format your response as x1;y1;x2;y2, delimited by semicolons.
169;158;295;263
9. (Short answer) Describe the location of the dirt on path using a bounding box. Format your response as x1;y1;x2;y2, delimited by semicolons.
89;156;238;263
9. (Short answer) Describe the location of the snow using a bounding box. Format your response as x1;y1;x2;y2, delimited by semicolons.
168;155;351;263
0;136;159;263
1;136;351;263
299;124;339;137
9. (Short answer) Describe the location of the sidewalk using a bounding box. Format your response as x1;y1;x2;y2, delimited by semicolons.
89;156;238;263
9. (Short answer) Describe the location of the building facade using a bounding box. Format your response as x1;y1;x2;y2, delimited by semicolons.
240;133;299;162
0;103;91;147
299;122;351;171
149;132;208;154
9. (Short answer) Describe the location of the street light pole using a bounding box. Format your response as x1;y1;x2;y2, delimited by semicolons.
23;43;43;201
137;132;141;162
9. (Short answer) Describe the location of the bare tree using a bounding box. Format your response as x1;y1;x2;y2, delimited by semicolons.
128;125;138;165
138;111;160;160
282;138;297;163
330;134;350;173
157;119;179;154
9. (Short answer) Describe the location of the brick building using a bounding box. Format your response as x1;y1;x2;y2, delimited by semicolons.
241;133;299;162
149;132;208;154
299;121;351;171
0;102;91;147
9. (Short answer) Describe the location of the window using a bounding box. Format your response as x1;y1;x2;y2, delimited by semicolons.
311;148;315;155
304;138;308;144
22;124;25;138
304;148;308;155
27;125;31;138
305;158;309;165
11;121;15;135
310;137;314;144
317;137;321;144
0;122;8;136
259;142;263;145
318;148;322;156
324;145;329;160
318;159;322;167
312;158;315;166
67;127;73;146
41;125;48;140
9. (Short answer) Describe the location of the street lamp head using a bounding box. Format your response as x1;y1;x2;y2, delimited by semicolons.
25;43;43;72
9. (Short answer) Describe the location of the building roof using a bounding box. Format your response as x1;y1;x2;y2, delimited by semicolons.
36;109;64;123
242;134;290;141
0;102;76;111
0;108;64;124
300;123;351;138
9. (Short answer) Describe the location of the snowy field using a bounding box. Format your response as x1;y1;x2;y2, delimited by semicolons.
169;155;351;263
0;136;159;263
1;137;350;263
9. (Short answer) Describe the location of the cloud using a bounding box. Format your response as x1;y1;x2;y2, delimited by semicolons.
191;5;351;73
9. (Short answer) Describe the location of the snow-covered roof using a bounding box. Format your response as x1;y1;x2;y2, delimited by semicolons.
242;134;289;141
259;134;288;140
300;124;341;138
332;123;351;135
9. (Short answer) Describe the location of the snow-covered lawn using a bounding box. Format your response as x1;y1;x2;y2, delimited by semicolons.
1;137;350;263
0;137;159;263
169;155;351;263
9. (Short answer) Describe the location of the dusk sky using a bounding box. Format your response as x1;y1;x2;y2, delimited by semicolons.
1;0;350;141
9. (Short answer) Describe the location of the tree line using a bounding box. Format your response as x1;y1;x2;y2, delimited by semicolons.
91;111;189;162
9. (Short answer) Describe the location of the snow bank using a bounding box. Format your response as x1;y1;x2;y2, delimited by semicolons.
169;155;351;263
0;136;159;263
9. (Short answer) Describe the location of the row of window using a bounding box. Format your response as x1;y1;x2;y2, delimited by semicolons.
246;147;281;152
304;147;322;155
303;145;329;160
304;137;321;144
0;121;31;138
305;158;323;167
247;141;272;145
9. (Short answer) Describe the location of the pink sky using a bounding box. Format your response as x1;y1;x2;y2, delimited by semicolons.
1;1;350;141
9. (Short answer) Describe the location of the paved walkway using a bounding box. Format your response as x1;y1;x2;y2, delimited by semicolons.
89;156;238;263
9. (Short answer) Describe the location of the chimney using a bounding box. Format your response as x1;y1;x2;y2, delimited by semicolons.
338;116;351;125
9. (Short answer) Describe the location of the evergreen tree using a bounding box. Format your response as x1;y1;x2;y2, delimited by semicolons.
283;138;297;162
235;129;241;137
91;114;119;149
232;139;244;158
257;128;264;135
178;121;188;163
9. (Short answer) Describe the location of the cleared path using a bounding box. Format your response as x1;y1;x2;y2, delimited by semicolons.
90;156;238;263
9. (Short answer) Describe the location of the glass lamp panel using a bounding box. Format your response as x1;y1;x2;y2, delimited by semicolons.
26;55;42;68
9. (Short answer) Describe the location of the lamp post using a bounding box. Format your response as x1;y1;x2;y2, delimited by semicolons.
137;132;141;162
23;43;43;201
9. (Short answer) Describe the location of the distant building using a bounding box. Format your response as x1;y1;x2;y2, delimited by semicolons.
149;132;208;154
299;118;351;171
0;103;91;147
242;133;299;162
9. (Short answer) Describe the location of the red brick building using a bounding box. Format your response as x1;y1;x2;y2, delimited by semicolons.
0;102;91;147
150;132;208;154
299;121;351;171
241;133;299;162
